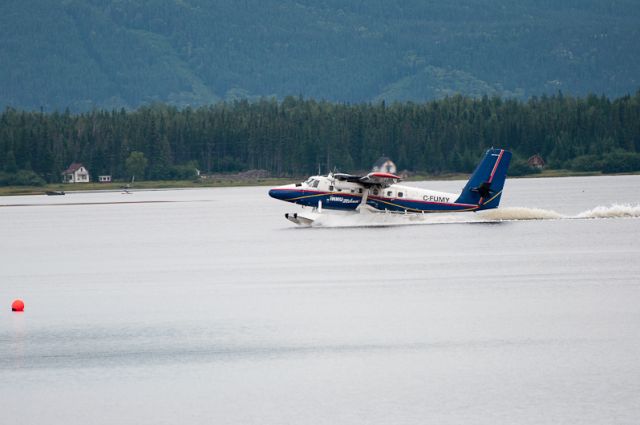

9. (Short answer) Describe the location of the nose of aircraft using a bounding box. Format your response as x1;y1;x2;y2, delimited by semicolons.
268;187;287;200
269;183;299;201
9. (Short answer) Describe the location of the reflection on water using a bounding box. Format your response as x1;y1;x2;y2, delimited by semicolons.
1;176;640;425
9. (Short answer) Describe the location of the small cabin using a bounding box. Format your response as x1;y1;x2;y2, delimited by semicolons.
372;156;397;174
527;154;546;169
62;163;90;183
98;175;112;183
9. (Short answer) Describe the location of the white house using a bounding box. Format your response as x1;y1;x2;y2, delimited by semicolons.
98;175;112;183
372;156;397;174
527;154;546;169
62;163;90;183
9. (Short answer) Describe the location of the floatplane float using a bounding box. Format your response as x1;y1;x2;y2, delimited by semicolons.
269;148;512;225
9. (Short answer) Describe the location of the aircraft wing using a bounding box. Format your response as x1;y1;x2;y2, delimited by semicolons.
333;173;363;183
333;172;401;187
359;172;401;185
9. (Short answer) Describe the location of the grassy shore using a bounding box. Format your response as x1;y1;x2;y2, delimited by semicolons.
0;177;293;196
0;169;634;197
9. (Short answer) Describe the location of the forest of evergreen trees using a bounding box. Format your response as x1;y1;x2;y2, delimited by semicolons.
1;91;639;186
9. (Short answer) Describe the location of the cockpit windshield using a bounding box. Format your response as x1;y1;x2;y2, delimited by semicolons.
304;178;320;188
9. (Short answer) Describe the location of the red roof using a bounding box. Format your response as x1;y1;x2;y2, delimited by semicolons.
527;154;545;167
62;163;84;174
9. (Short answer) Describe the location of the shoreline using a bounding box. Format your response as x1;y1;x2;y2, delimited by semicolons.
0;170;636;197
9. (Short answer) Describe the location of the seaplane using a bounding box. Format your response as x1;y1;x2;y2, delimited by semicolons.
269;148;512;225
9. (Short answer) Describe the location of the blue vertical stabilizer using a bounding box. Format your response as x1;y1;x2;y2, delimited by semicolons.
455;148;512;210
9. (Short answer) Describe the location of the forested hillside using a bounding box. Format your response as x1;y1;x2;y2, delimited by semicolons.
2;92;639;185
1;0;639;111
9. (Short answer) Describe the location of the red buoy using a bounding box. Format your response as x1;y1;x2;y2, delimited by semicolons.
11;299;24;312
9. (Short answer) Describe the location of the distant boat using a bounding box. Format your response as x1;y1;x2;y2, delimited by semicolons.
45;190;65;196
121;175;135;194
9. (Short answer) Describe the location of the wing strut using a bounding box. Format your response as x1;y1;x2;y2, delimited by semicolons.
357;188;370;212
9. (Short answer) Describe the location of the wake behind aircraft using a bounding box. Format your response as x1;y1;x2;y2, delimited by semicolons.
269;148;512;225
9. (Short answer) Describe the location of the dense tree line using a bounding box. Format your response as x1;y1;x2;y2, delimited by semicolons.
1;91;639;185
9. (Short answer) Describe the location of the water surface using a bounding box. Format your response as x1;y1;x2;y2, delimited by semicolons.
1;176;640;424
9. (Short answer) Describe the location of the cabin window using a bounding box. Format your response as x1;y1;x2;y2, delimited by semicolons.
373;189;379;195
358;188;363;193
312;180;319;188
329;185;334;191
387;191;393;197
398;192;404;198
337;188;342;192
350;189;355;193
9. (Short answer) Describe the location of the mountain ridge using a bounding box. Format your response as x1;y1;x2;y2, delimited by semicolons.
1;0;639;111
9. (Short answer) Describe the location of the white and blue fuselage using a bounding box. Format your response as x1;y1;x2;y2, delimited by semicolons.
269;148;512;217
269;177;479;213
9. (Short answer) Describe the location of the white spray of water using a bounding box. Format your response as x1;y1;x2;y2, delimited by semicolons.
311;209;442;227
307;204;640;228
574;204;640;219
477;207;564;221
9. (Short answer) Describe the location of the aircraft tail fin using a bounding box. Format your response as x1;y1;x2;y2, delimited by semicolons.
455;148;512;210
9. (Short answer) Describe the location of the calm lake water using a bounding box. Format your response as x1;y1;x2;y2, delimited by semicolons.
1;176;640;425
